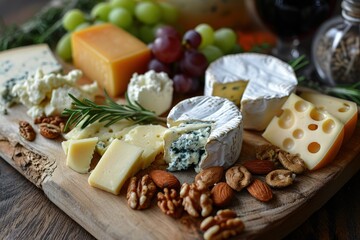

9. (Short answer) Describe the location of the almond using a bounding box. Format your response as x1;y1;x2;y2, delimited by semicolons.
195;166;224;188
243;159;275;175
149;170;180;189
211;182;234;207
246;179;273;202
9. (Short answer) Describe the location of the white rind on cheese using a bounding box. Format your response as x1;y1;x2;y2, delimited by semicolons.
205;53;297;131
166;96;243;171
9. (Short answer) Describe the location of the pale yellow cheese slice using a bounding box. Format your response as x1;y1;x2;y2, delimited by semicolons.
123;125;167;169
262;93;344;170
64;137;98;174
88;139;144;195
300;91;358;142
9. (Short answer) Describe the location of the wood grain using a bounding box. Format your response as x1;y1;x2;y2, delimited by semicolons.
0;101;359;239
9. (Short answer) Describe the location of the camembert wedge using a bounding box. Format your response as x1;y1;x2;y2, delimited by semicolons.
164;96;243;172
205;53;297;131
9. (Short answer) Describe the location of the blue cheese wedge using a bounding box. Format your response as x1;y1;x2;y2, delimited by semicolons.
164;96;243;172
204;53;297;131
0;44;62;109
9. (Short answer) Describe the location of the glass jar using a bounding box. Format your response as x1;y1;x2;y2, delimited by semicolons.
312;0;360;86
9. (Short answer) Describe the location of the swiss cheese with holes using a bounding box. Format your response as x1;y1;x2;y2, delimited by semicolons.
300;91;358;142
262;93;345;170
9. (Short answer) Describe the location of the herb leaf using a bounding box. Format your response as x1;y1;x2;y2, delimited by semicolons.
62;91;167;132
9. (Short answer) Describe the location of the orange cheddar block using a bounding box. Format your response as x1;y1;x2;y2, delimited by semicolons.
72;24;151;97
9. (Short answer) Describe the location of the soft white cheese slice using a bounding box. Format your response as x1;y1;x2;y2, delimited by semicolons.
165;96;243;171
205;53;298;131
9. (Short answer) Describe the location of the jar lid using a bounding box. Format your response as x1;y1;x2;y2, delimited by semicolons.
342;0;360;22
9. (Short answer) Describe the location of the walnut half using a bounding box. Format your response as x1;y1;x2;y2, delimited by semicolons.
225;166;252;192
180;181;213;218
200;209;245;240
126;175;157;210
157;188;183;218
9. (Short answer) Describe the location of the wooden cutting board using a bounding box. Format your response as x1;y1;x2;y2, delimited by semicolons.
1;97;360;239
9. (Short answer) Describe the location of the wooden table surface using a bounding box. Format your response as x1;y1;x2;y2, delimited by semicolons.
1;1;360;239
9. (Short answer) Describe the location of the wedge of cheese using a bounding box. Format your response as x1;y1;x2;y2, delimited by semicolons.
123;125;167;169
165;96;243;172
72;23;151;97
262;93;345;170
88;139;144;195
300;91;358;142
205;53;297;131
63;137;98;173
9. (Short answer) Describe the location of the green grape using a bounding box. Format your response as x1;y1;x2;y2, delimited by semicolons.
158;2;178;24
110;0;136;13
139;25;155;44
200;45;223;63
74;22;91;32
108;8;133;29
91;2;111;21
195;24;214;49
214;28;237;54
135;2;162;25
56;33;72;61
62;9;86;31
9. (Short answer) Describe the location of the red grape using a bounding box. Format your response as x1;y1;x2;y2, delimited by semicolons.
183;30;202;49
179;49;208;77
173;74;193;93
147;58;171;75
152;35;183;63
155;26;180;39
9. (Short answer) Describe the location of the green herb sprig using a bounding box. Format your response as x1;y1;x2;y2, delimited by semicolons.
62;92;166;132
290;55;360;105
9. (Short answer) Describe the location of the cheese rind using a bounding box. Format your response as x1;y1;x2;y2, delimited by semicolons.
205;53;297;131
64;137;98;174
72;23;151;97
262;93;345;170
88;139;144;195
166;96;243;171
300;91;358;142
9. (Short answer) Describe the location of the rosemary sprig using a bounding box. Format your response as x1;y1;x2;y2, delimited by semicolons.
289;55;360;105
62;92;166;132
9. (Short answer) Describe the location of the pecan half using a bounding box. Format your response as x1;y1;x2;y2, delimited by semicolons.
157;188;183;218
200;209;245;240
266;169;295;188
180;181;213;218
278;151;307;174
19;121;36;141
38;123;61;139
195;166;224;189
225;166;252;192
127;174;157;210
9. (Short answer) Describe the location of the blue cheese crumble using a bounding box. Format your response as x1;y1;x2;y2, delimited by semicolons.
11;69;98;119
164;122;212;171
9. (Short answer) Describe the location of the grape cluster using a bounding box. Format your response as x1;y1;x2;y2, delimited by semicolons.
148;24;239;94
56;0;178;61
